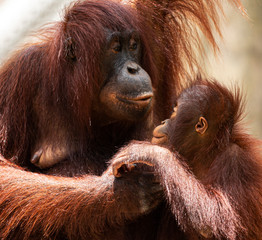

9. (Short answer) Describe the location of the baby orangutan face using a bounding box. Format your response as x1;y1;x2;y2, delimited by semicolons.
152;104;208;152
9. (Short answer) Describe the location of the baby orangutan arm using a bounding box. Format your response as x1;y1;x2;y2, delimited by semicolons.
112;141;242;240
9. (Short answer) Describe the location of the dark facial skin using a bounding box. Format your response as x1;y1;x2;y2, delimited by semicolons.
152;108;178;145
98;30;153;122
152;103;208;158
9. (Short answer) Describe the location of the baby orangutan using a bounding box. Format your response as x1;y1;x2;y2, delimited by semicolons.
112;78;262;239
151;84;212;179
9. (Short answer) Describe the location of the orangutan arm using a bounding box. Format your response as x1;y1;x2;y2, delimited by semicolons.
112;142;243;239
0;157;161;239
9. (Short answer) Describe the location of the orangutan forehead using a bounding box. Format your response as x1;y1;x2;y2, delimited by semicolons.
106;30;140;41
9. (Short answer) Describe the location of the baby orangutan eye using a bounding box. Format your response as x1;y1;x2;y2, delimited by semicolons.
161;119;169;125
170;106;178;119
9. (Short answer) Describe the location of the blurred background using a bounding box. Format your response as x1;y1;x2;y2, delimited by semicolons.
0;0;261;138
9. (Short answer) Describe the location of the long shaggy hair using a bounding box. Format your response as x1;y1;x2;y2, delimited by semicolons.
0;0;247;239
0;0;244;164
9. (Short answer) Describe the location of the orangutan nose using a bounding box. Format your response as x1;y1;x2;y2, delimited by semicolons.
127;62;140;75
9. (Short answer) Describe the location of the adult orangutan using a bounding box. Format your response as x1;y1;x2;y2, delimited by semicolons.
113;78;262;239
0;0;244;239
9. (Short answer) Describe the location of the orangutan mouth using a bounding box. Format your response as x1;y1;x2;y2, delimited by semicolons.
117;93;153;106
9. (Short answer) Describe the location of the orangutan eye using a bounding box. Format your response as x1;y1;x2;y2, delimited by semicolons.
129;37;138;51
171;107;178;119
111;42;121;53
110;36;121;53
161;119;169;125
129;42;137;51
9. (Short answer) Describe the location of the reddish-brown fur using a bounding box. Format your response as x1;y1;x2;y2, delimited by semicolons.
0;0;244;239
113;79;262;239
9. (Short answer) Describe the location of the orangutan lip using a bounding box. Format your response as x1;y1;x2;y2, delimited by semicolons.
152;136;164;140
152;133;166;139
117;93;153;105
151;135;168;145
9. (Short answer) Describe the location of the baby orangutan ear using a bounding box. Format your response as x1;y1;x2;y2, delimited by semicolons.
195;117;208;135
